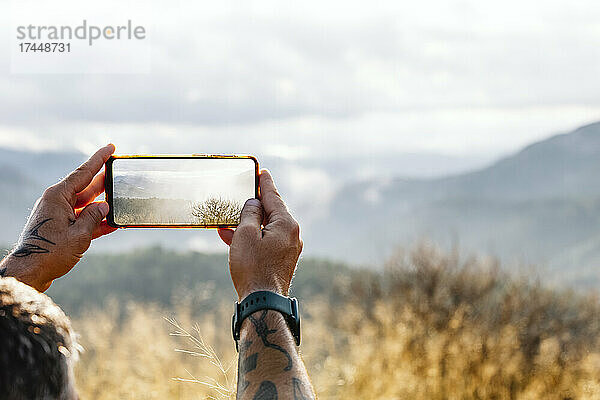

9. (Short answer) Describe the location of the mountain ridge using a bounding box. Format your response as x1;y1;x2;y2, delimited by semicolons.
307;122;600;286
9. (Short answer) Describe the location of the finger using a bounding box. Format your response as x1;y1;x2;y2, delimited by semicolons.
218;228;234;246
235;198;264;239
259;169;289;221
64;144;115;195
92;220;118;240
74;170;106;209
74;201;110;236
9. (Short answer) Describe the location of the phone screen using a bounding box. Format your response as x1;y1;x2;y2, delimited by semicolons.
105;156;258;228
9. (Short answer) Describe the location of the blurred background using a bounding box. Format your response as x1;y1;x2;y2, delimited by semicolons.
2;1;600;398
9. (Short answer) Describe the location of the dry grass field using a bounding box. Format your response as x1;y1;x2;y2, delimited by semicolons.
71;245;600;399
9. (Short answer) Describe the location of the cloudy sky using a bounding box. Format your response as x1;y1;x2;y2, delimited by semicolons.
1;0;600;161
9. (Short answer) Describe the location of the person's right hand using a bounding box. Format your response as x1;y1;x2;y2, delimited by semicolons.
218;170;303;301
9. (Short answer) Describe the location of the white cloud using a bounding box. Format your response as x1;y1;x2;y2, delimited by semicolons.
0;105;597;158
0;0;599;158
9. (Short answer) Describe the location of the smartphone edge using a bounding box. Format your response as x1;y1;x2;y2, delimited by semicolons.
104;154;259;229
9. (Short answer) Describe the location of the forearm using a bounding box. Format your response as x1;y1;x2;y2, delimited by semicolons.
237;310;315;399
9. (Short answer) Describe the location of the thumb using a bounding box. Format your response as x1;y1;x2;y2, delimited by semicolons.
75;201;110;235
237;198;263;232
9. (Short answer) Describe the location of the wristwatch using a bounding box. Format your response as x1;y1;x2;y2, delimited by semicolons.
232;290;301;351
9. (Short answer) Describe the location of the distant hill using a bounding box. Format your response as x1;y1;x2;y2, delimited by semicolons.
0;148;85;187
45;246;350;315
2;124;600;286
308;122;600;285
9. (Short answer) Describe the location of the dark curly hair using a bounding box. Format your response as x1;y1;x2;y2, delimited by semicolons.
0;277;79;400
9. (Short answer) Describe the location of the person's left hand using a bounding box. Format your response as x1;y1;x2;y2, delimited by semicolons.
0;144;118;292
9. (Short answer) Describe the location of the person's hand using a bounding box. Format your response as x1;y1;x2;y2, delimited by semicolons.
0;144;118;292
218;170;303;300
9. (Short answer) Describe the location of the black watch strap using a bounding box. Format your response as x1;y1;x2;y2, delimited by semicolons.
232;291;301;351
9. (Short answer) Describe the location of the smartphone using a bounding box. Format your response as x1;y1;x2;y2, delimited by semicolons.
105;155;259;228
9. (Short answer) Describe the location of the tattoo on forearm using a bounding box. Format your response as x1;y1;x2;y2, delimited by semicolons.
13;218;55;258
239;313;308;399
292;378;313;400
248;310;293;371
238;352;258;394
252;381;278;400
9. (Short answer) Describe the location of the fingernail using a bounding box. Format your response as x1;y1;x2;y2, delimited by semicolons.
99;202;110;216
